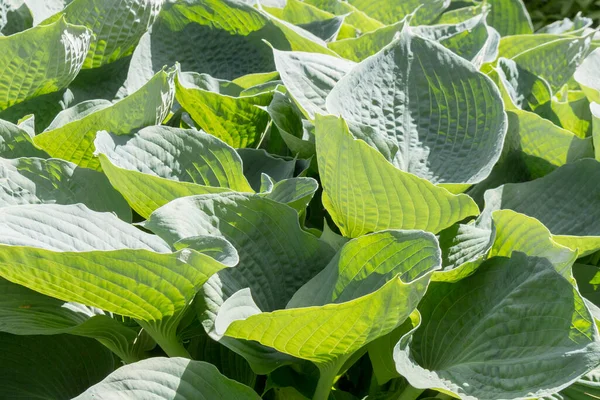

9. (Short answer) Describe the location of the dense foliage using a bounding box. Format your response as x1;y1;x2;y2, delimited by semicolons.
0;0;599;399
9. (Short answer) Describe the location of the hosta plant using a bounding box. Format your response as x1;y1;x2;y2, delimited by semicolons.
1;0;600;399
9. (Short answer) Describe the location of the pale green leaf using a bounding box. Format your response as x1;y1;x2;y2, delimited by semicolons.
0;278;147;362
482;159;600;256
118;0;335;95
544;368;600;400
34;68;175;169
302;0;384;33
0;333;115;400
345;0;449;25
575;48;600;104
222;230;440;365
175;71;273;148
298;14;345;42
144;193;335;372
0;157;131;220
0;118;46;158
593;103;600;160
535;91;592;138
394;253;600;399
23;0;68;25
315;115;479;238
0;17;91;111
94;125;252;218
48;0;162;69
511;34;593;92
328;20;405;62
74;357;261;400
486;0;533;36
273;48;355;119
237;148;296;190
326;29;507;185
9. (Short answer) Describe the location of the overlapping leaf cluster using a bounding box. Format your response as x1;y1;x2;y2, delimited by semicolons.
1;0;600;399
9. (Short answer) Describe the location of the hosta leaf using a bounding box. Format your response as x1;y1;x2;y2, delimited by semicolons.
483;159;600;256
0;333;115;400
274;49;355;119
328;20;405;62
0;203;227;322
327;29;507;185
434;2;486;24
266;91;316;160
119;0;335;94
546;368;600;400
593;103;600;160
237;148;297;190
485;0;533;36
573;263;600;308
0;157;130;220
394;253;600;399
575;48;600;104
536;91;592;138
0;278;146;362
315;115;478;238
302;0;384;33
144;193;335;372
345;0;449;25
0;118;46;158
34;68;175;169
511;34;593;92
48;0;163;69
23;0;68;25
492;57;552;110
489;210;577;277
537;13;594;35
298;14;345;42
0;17;91;111
221;230;439;381
497;33;561;59
503;109;593;178
175;71;273;148
74;357;261;400
260;176;318;213
0;0;33;35
264;0;357;41
146;193;334;315
94;125;252;218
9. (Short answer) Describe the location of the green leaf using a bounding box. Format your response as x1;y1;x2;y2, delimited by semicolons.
273;48;355;119
0;278;147;362
0;118;46;158
0;333;115;400
345;0;449;25
486;0;533;36
264;0;357;41
573;263;600;308
298;15;345;42
74;357;261;400
302;0;384;33
535;91;592;139
0;0;33;35
119;0;335;94
328;20;405;62
144;192;335;373
175;71;273;148
547;368;600;400
593;103;600;160
0;157;131;220
94;125;252;218
575;48;600;104
0;204;227;322
503;109;593;178
23;0;68;25
221;230;439;388
0;17;91;111
237;148;297;190
315;114;479;238
261;176;319;212
34;68;175;169
48;0;162;69
394;253;600;399
326;29;507;185
510;34;593;92
483;159;600;256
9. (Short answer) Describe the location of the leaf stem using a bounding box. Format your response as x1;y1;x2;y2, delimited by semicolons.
136;320;191;358
313;363;339;400
396;384;424;400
